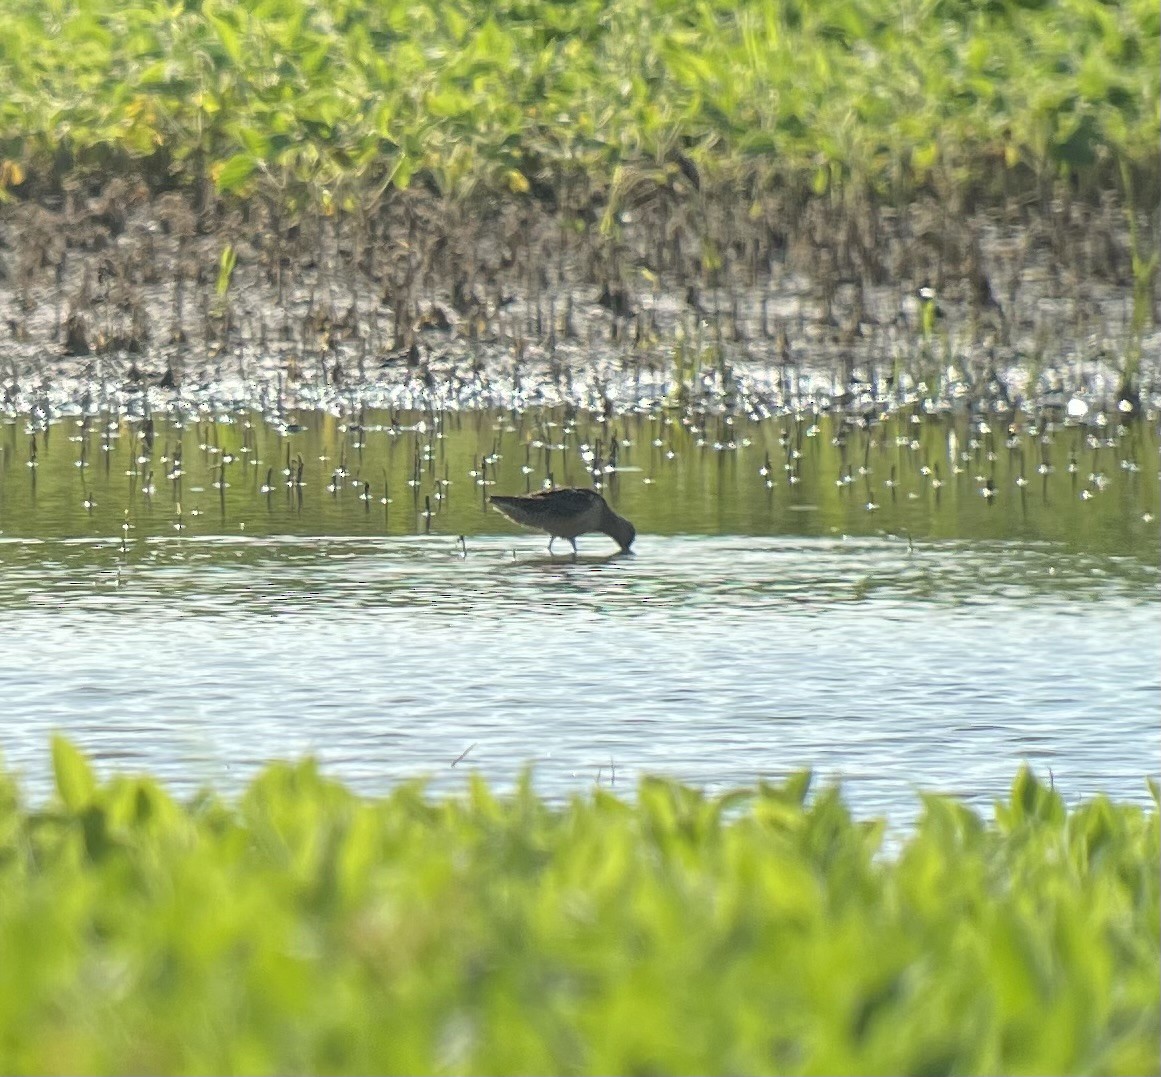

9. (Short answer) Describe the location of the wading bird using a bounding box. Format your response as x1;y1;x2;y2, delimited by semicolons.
489;488;636;555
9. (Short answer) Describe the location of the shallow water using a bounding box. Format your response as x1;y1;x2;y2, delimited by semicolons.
2;407;1156;552
0;533;1156;827
0;407;1157;826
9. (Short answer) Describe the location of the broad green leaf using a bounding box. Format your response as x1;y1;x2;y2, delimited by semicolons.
52;736;96;811
206;11;242;65
215;154;256;193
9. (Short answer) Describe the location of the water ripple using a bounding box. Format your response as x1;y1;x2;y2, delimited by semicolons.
0;535;1156;828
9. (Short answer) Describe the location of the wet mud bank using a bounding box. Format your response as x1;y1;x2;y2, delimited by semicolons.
0;184;1157;415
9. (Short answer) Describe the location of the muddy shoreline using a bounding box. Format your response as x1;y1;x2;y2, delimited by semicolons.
0;185;1157;415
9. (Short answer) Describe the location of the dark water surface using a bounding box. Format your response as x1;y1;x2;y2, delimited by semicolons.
0;407;1157;825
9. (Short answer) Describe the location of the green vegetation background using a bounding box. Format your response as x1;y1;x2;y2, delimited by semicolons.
0;0;1157;209
0;740;1156;1074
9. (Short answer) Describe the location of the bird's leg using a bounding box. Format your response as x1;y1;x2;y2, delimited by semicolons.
547;536;555;554
569;537;578;558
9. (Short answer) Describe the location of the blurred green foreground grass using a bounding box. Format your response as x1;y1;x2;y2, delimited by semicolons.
0;739;1156;1075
